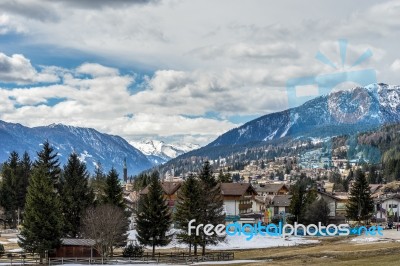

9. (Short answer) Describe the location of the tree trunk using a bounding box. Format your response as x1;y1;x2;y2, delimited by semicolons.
202;242;205;256
189;242;192;255
194;243;197;256
152;243;155;258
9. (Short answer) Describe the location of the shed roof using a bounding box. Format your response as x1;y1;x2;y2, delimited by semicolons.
61;238;95;246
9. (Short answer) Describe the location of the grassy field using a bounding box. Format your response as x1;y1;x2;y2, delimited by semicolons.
229;237;400;265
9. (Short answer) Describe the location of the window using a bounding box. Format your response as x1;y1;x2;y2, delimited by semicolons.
389;204;398;209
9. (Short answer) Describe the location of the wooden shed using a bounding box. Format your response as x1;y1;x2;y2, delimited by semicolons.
52;238;99;258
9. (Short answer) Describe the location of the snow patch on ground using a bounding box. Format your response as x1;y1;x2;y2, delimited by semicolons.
128;230;318;250
8;248;23;252
7;238;18;243
351;237;379;243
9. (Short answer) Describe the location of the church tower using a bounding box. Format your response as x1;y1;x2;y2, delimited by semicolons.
123;157;128;183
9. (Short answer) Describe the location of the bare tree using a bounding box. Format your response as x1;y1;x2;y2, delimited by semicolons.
81;204;128;258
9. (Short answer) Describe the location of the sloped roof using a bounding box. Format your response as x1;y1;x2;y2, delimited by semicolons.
318;191;349;201
61;238;95;246
271;195;292;207
220;183;257;196
140;181;182;195
369;184;382;194
256;184;288;193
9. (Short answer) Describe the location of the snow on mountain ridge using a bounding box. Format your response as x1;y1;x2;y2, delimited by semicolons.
130;140;200;164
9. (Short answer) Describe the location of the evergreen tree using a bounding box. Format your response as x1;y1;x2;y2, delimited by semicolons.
198;161;225;255
174;174;202;255
288;178;317;223
217;169;232;183
18;166;63;263
17;152;32;212
103;167;125;208
133;173;151;191
33;141;61;191
61;153;94;237
346;169;374;223
304;198;330;225
136;171;172;257
0;151;19;228
90;162;107;202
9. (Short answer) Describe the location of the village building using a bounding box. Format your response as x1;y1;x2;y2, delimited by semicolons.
140;181;182;211
221;183;258;217
255;183;289;197
269;194;292;216
375;194;400;223
51;238;99;258
317;191;348;224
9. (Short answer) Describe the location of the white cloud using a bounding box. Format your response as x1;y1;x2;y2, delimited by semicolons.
0;61;239;145
0;0;399;145
0;14;26;34
391;59;400;72
0;53;59;84
76;63;120;77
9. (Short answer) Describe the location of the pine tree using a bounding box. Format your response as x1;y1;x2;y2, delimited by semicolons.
174;174;202;255
91;162;107;201
61;153;94;237
346;169;374;223
17;152;32;212
103;167;125;208
304;198;330;225
0;151;19;228
217;169;232;183
33;141;61;191
136;171;171;257
198;161;225;255
18;166;63;263
288;177;317;223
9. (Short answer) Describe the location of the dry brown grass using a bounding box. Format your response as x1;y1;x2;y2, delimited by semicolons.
228;237;400;266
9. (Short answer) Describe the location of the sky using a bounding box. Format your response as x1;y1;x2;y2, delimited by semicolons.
0;0;399;145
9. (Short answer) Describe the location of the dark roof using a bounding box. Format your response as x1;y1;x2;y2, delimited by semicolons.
61;238;95;246
318;191;348;201
271;195;292;207
140;181;182;195
256;184;288;193
220;183;257;196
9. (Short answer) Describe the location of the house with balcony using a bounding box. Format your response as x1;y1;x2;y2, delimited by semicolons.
221;183;258;219
255;183;289;198
375;194;400;222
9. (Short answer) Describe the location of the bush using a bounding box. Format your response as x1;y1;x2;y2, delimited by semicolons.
122;243;144;257
0;243;4;257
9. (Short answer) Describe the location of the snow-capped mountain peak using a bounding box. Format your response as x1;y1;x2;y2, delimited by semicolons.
130;140;200;164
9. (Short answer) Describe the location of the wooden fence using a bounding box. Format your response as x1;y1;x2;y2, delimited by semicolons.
48;251;234;265
0;252;40;265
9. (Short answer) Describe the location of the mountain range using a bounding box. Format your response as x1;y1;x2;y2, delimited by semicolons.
0;121;152;175
159;83;400;172
1;83;399;176
130;140;200;165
